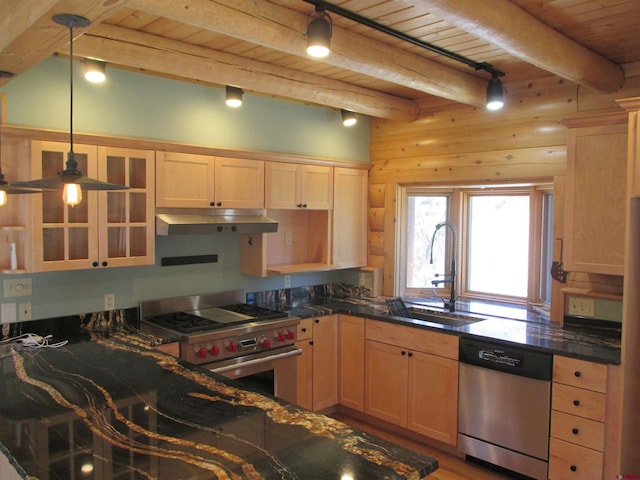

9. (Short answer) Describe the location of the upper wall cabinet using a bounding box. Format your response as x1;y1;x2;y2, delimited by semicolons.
29;141;155;272
562;113;628;276
333;167;368;269
156;152;264;209
265;162;333;210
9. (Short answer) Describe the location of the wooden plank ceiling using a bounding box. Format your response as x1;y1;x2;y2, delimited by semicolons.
0;0;638;121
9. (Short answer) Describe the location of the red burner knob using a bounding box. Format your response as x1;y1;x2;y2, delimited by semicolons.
286;330;295;340
209;345;220;356
227;342;238;352
197;347;207;359
262;339;272;349
277;332;286;342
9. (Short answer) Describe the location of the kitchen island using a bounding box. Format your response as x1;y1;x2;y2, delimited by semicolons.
0;331;438;480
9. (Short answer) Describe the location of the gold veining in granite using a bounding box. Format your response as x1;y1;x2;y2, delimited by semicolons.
103;334;427;479
11;349;260;480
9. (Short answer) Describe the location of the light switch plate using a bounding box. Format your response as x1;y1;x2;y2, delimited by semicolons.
1;303;17;324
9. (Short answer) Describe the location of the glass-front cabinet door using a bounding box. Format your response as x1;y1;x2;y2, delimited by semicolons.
30;141;155;272
97;146;155;268
31;141;99;272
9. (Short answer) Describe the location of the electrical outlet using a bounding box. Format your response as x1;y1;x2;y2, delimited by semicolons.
284;275;291;288
3;278;32;297
104;293;115;311
285;231;292;245
19;303;31;321
358;272;366;285
568;297;595;318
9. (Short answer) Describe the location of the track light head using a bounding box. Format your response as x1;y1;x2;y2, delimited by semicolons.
486;75;505;111
225;86;244;107
341;109;357;127
82;58;106;83
306;6;332;58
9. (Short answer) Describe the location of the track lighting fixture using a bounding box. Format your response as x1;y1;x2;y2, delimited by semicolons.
13;14;128;206
486;75;505;111
341;109;357;127
225;86;244;107
82;58;106;83
306;5;332;58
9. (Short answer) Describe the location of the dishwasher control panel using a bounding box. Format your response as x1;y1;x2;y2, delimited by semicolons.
478;348;522;367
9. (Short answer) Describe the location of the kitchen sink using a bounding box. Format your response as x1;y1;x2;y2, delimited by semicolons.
406;308;484;328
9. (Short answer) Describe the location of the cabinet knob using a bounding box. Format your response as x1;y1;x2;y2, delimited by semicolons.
92;261;99;267
301;327;307;333
573;399;580;406
401;351;407;356
570;465;577;472
408;352;413;357
297;204;303;208
210;201;216;207
572;428;579;435
302;203;307;208
102;261;107;267
309;341;314;346
217;202;222;207
314;319;320;324
574;371;581;377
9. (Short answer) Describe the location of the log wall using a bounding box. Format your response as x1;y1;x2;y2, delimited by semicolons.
369;68;640;301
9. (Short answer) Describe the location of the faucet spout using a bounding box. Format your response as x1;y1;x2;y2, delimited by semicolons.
429;222;457;312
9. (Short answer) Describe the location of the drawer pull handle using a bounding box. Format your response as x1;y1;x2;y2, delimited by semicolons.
573;399;580;406
572;428;579;435
574;371;581;377
570;465;577;472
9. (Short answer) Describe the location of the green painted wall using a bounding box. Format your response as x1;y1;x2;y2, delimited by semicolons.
0;57;370;320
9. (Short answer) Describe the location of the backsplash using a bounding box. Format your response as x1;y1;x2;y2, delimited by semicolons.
247;283;374;306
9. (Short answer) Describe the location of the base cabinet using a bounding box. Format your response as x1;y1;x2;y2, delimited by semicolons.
295;315;338;411
364;320;459;445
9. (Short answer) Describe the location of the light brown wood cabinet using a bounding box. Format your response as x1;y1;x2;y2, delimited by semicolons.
549;355;608;480
338;314;365;411
29;141;155;272
332;167;368;269
562;112;628;275
364;320;459;445
294;315;338;411
265;162;333;209
156;151;264;209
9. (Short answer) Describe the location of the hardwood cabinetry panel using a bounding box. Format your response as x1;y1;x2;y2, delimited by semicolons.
296;318;313;341
550;411;605;451
338;315;365;412
333;167;368;269
553;356;607;393
563;113;627;275
214;157;264;209
549;438;603;480
552;383;606;422
295;340;313;410
265;162;333;210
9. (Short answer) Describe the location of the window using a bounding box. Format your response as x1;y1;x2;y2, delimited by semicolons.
399;184;553;306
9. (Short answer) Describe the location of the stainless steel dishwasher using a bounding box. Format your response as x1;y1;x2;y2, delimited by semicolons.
458;337;553;480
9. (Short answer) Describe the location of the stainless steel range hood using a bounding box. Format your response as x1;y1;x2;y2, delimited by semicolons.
156;210;278;235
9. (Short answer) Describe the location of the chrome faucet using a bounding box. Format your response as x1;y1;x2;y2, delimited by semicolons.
429;222;457;312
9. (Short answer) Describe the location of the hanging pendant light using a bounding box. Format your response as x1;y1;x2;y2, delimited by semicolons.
13;14;128;206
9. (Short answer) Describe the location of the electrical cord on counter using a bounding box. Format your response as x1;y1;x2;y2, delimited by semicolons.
0;333;68;349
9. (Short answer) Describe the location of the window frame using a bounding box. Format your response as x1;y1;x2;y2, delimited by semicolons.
397;182;553;307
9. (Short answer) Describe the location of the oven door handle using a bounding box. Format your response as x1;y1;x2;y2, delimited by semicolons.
209;347;303;374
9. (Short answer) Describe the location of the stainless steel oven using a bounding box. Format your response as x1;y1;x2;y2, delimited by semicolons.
140;290;301;403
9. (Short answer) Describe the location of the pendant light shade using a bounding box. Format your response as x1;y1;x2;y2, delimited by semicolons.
306;5;332;58
82;58;106;83
13;14;129;204
225;86;243;107
486;75;505;111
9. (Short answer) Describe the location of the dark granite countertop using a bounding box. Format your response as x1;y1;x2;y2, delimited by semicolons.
272;297;621;365
0;332;438;480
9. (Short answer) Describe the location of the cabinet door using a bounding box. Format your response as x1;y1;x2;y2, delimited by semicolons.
563;115;627;275
295;340;313;410
312;315;338;411
302;165;333;209
31;141;99;272
97;147;155;268
265;162;299;209
364;339;408;425
333;167;368;268
214;157;264;208
155;151;214;208
407;351;458;445
338;315;365;411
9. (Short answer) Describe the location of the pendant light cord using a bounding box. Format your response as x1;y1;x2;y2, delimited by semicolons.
68;23;74;159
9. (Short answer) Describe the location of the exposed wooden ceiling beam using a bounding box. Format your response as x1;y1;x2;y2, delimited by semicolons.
73;24;419;122
128;0;488;107
408;0;625;93
0;0;129;86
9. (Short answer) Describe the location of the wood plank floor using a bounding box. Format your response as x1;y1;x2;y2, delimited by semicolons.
331;412;518;480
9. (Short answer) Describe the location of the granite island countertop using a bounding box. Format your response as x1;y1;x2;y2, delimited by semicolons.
0;332;438;480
